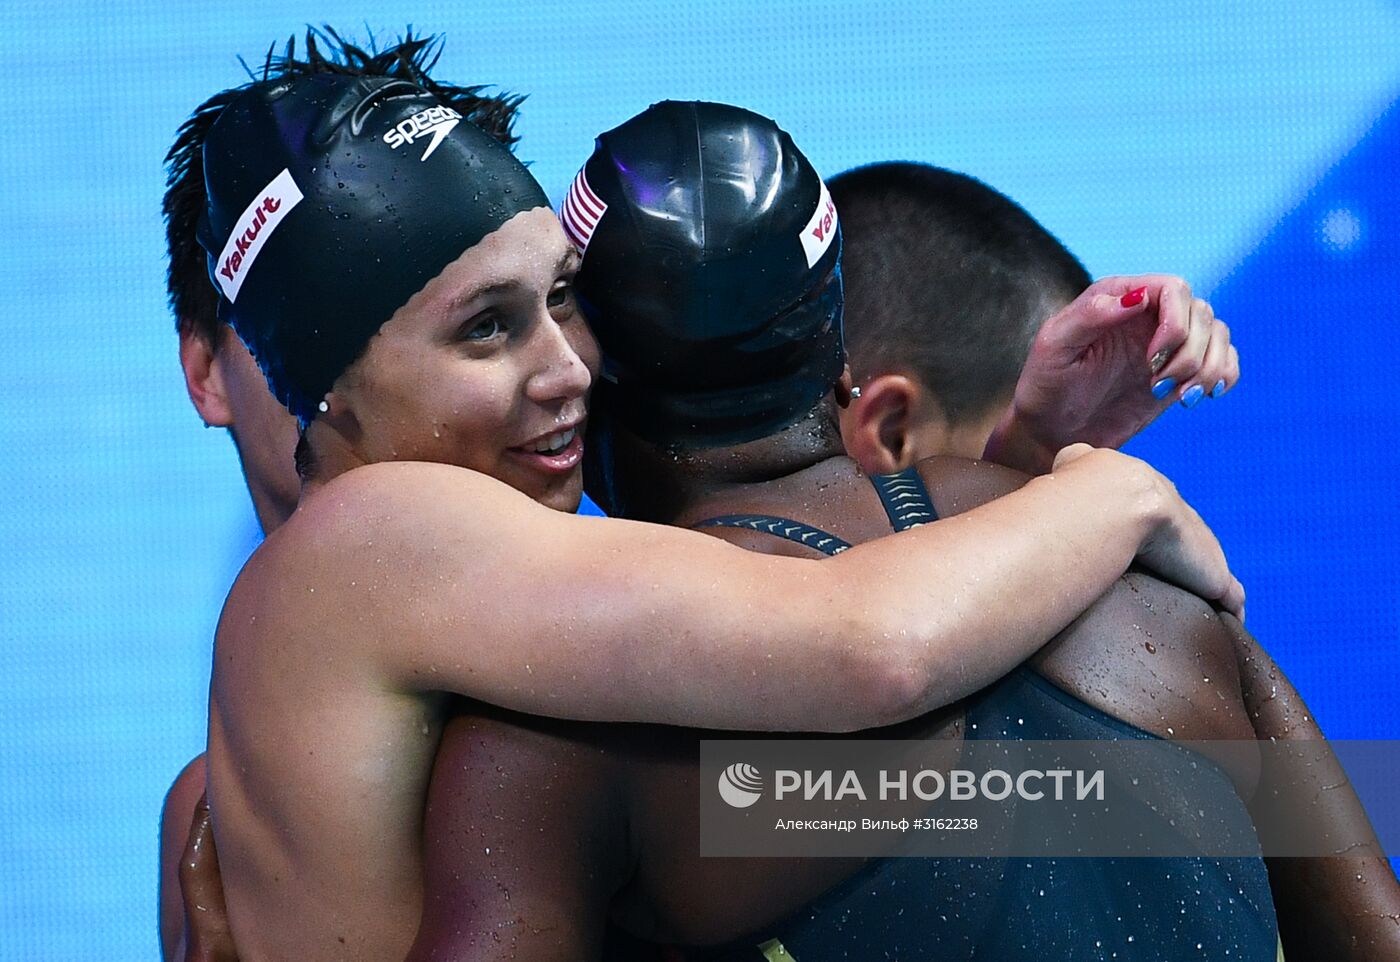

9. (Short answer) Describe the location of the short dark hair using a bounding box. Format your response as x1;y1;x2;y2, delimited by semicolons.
163;27;526;349
829;162;1091;424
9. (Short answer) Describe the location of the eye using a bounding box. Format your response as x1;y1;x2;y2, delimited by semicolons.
459;314;505;341
547;280;576;313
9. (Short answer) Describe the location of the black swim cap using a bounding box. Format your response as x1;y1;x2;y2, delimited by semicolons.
197;73;549;423
565;100;844;447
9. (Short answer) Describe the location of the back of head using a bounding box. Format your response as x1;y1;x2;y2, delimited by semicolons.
829;162;1091;424
195;63;547;424
569;100;845;447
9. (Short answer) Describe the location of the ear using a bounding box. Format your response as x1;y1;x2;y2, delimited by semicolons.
178;325;234;428
838;373;926;474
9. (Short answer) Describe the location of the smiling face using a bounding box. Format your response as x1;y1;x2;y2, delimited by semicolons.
332;207;601;512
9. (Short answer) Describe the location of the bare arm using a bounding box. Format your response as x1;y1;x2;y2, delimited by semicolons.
276;445;1236;733
159;755;206;961
1228;618;1400;959
407;712;631;962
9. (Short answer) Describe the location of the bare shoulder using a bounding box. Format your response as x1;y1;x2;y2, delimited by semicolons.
913;456;1030;517
1036;572;1253;740
213;462;531;687
909;456;1253;744
233;462;533;605
287;462;527;552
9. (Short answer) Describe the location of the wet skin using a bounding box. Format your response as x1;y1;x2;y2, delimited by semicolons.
203;208;599;962
184;207;1242;960
414;455;1400;961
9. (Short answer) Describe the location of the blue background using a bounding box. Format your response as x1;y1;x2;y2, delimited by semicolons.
1;2;1397;957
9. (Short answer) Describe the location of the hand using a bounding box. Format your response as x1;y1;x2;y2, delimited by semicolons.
985;276;1240;473
1052;444;1245;620
178;793;238;962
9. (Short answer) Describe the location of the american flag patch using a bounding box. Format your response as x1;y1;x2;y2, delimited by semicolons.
559;166;608;253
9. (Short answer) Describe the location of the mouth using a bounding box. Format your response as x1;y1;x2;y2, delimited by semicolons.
507;422;585;475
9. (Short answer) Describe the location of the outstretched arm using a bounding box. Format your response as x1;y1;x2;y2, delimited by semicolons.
1227;618;1400;959
276;444;1238;733
984;275;1239;474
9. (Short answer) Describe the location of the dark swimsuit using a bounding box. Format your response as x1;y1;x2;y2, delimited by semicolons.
689;470;1280;962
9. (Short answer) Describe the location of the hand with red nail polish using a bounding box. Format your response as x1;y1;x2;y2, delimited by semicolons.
984;275;1240;473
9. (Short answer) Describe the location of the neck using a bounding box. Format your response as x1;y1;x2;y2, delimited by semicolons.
247;483;296;536
294;419;369;502
604;401;846;523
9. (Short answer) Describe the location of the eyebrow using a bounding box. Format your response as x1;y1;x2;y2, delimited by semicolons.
444;248;581;313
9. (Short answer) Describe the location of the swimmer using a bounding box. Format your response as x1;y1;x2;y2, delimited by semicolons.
157;33;525;954
830;162;1237;475
162;39;1236;962
174;103;1397;962
400;101;1349;957
827;159;1400;959
402;104;1385;960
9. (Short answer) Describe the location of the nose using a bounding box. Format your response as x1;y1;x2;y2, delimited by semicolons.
525;314;598;405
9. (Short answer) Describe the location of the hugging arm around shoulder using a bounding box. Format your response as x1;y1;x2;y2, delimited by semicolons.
317;454;1227;733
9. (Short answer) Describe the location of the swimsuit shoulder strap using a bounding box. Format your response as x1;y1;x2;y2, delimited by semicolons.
868;466;939;530
693;515;852;556
693;467;938;556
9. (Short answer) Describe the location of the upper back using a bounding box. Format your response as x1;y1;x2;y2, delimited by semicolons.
678;453;1256;748
625;454;1266;950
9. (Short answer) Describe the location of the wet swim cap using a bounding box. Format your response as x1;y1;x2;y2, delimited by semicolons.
565;100;844;447
197;73;549;423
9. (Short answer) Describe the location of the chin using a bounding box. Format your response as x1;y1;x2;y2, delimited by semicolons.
534;474;585;514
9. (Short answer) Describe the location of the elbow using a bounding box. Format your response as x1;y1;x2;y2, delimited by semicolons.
833;628;933;732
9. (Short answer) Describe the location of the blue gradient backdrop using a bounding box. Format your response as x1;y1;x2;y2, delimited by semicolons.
1;2;1396;958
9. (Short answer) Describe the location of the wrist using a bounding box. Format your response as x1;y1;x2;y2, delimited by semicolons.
1051;448;1166;543
983;404;1059;475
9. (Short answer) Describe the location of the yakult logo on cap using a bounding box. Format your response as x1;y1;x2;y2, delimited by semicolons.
799;179;838;269
559;166;608;253
215;168;304;303
383;106;462;162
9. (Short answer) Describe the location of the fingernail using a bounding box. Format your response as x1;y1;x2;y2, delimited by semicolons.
1151;377;1177;400
1211;379;1227;398
1149;349;1170;374
1181;384;1206;408
1120;286;1147;308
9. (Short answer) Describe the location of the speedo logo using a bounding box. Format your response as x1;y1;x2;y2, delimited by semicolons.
383;106;462;162
799;179;838;268
214;168;304;303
